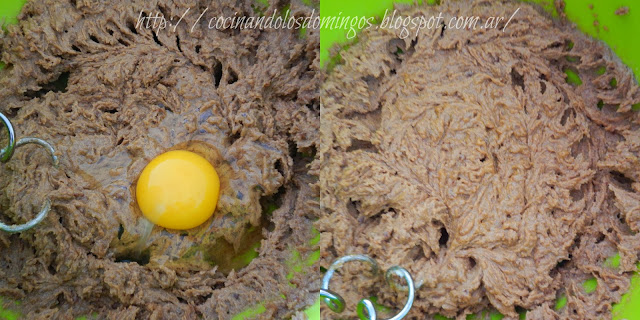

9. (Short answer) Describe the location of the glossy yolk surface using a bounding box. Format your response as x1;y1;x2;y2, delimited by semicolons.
136;150;220;230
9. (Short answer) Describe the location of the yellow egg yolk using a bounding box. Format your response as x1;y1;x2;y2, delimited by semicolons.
136;150;220;230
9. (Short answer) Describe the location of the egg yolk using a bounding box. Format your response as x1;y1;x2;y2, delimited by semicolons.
136;150;220;230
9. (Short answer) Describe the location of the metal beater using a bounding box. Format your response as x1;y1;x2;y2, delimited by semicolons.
0;111;58;233
321;255;415;320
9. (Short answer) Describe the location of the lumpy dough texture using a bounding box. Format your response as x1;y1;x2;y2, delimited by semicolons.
0;0;319;318
318;1;640;319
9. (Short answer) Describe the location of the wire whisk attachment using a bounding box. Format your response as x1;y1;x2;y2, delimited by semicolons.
321;255;415;320
0;112;58;233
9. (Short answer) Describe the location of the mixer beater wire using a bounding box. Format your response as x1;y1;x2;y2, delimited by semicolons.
0;111;58;233
321;255;415;320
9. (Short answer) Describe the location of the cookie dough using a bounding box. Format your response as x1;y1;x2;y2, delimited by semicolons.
319;1;640;319
0;0;319;318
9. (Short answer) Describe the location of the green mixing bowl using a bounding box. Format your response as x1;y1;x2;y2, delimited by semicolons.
320;0;640;319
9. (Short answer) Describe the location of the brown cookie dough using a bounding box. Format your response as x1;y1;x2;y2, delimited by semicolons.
615;6;629;16
0;0;320;318
318;0;640;319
